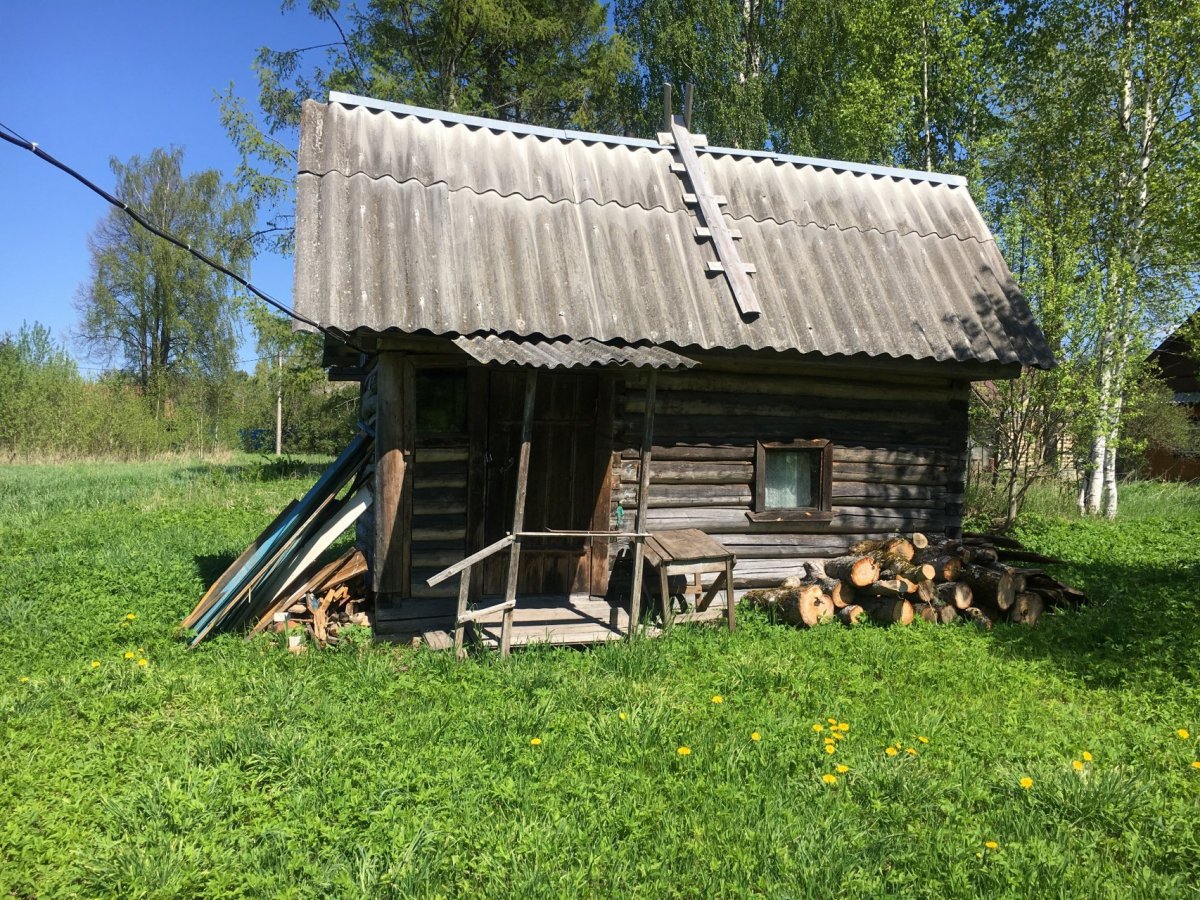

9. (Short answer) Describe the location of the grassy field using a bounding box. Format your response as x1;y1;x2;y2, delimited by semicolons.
1;460;1198;897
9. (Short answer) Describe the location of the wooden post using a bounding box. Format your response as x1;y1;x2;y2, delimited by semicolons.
501;369;537;657
724;556;736;632
373;351;411;597
454;565;471;661
628;368;657;632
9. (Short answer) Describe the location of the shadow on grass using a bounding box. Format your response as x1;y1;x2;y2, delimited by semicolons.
985;558;1200;690
195;552;239;588
180;458;330;484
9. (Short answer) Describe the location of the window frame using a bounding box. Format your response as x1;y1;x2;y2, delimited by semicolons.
748;439;834;523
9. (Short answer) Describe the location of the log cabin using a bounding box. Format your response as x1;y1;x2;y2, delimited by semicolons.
292;91;1055;652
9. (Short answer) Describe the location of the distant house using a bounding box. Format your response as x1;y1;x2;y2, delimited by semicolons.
291;92;1054;646
1146;310;1200;481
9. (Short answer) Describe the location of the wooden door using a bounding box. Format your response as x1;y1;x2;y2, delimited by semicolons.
481;370;611;596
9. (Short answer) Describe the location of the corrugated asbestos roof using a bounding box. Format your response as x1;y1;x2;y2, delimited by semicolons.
294;95;1055;370
453;335;696;369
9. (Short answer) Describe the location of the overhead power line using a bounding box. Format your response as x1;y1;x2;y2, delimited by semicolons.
0;125;363;354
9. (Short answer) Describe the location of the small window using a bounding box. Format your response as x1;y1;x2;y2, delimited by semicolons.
749;439;833;522
415;370;467;435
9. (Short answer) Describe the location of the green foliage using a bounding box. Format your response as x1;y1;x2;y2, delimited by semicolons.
223;0;630;255
2;459;1199;896
77;147;255;418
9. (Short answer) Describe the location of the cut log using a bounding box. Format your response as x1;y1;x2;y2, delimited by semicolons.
912;601;939;623
859;578;915;598
916;579;939;604
962;606;993;631
937;581;973;610
836;604;866;626
816;576;853;609
882;537;915;561
937;604;958;624
910;532;930;550
746;584;834;628
1009;591;1045;626
965;546;999;566
860;598;914;626
876;554;937;582
962;564;1017;610
824;555;881;588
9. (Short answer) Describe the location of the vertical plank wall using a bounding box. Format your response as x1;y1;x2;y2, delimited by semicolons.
610;364;969;590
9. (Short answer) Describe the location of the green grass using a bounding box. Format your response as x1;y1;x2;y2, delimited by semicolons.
1;461;1198;897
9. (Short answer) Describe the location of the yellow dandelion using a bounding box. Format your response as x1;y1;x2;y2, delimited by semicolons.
837;723;850;732
1082;751;1093;762
618;711;627;721
906;747;918;756
1190;761;1200;770
1176;729;1190;740
812;723;824;732
751;732;762;742
824;737;836;745
835;764;849;774
137;658;149;668
1019;776;1033;789
918;736;929;744
831;732;845;741
90;660;101;669
984;841;999;850
677;746;691;756
825;744;836;755
530;737;542;746
123;651;135;660
125;613;137;621
821;774;838;785
711;695;724;705
19;676;30;683
886;746;899;757
827;717;838;725
1072;760;1084;771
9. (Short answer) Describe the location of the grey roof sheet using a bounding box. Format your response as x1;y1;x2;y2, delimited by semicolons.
295;98;1054;369
453;335;697;369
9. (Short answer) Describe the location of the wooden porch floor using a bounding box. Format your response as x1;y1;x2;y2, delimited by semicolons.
374;594;729;650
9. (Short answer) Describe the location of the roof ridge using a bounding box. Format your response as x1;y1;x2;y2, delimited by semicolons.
325;91;968;188
300;167;991;245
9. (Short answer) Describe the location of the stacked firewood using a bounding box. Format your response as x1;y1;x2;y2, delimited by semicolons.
253;547;372;649
746;532;1085;631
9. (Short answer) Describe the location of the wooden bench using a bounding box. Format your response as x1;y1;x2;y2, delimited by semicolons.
643;529;736;631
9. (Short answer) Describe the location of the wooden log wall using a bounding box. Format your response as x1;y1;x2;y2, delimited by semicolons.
610;365;968;591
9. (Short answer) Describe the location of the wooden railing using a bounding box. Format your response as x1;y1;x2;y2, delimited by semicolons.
427;530;649;658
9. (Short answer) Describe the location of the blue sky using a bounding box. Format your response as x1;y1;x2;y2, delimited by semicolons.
1;2;331;371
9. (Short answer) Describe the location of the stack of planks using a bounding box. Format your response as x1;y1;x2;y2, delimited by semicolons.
746;532;1085;631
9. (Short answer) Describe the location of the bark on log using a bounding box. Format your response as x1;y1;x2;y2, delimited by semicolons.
963;564;1017;610
859;578;915;598
912;601;938;623
1009;591;1045;626
882;537;916;561
746;584;834;628
860;598;914;626
836;604;866;626
965;546;999;566
824;555;880;588
962;606;993;631
937;604;958;624
878;555;937;582
816;576;853;609
937;581;973;610
916;579;939;604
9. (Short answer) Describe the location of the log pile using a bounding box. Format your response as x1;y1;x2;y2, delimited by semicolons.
746;532;1085;631
250;547;372;649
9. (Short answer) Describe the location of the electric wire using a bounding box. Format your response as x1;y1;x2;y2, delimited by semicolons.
0;127;364;355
